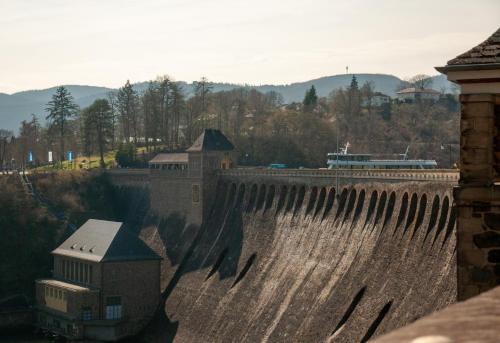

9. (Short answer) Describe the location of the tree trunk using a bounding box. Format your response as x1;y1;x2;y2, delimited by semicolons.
60;120;65;163
98;126;105;168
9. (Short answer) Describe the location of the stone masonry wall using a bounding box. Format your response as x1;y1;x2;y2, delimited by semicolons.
455;94;500;300
141;178;457;342
101;259;161;337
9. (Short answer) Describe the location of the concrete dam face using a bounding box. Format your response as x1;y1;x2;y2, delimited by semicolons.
133;173;457;342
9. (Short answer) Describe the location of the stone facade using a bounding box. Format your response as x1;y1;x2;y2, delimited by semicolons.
100;260;161;338
437;27;500;300
148;129;237;225
36;259;160;341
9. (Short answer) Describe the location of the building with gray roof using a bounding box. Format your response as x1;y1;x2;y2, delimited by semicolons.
148;129;237;225
35;219;161;341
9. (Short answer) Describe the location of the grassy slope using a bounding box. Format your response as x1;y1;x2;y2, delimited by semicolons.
32;146;152;172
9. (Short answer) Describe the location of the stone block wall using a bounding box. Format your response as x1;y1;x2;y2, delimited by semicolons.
459;94;497;186
149;175;203;225
455;185;500;300
455;94;500;300
101;259;161;336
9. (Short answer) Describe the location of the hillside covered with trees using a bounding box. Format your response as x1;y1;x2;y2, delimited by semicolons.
0;74;459;170
0;73;454;132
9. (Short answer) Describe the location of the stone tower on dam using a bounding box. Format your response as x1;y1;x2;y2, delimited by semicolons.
148;129;237;225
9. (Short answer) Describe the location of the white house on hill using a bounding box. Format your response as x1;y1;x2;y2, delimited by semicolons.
361;92;391;108
396;87;441;102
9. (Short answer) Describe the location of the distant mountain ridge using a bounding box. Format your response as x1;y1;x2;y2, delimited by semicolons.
0;74;452;132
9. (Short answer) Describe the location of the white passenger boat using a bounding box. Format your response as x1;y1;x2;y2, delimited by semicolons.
327;144;437;170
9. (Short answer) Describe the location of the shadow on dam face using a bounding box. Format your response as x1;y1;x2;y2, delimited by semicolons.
135;179;457;343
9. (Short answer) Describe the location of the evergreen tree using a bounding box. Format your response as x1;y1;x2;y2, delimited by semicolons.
349;75;359;91
82;99;114;168
45;86;78;162
347;75;361;116
303;85;318;111
117;80;139;144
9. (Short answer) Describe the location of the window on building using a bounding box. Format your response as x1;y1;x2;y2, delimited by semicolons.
50;287;53;297
70;261;75;280
82;307;92;321
79;262;84;282
89;265;93;284
62;260;65;277
45;287;49;297
84;264;89;284
105;296;122;320
192;184;200;203
58;290;62;299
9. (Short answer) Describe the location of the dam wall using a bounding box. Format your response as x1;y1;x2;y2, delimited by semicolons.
124;169;458;342
105;169;150;189
217;168;458;187
106;167;458;228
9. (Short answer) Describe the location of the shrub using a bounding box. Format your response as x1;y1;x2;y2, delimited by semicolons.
115;143;137;168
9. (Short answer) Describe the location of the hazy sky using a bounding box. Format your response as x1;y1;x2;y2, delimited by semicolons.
1;0;499;93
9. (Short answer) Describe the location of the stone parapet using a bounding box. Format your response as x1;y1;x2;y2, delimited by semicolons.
218;168;459;183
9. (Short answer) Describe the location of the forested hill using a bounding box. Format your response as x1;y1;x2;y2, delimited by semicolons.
0;74;452;132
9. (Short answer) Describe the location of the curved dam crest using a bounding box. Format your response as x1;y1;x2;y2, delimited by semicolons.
118;171;458;342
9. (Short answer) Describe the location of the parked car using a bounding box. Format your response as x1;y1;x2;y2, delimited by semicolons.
268;163;287;169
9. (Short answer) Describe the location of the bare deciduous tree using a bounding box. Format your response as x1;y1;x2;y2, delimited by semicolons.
407;74;433;90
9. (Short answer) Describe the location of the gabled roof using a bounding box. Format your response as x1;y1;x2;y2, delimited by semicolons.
149;153;188;164
186;129;234;152
448;28;500;66
52;219;161;262
436;28;500;73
